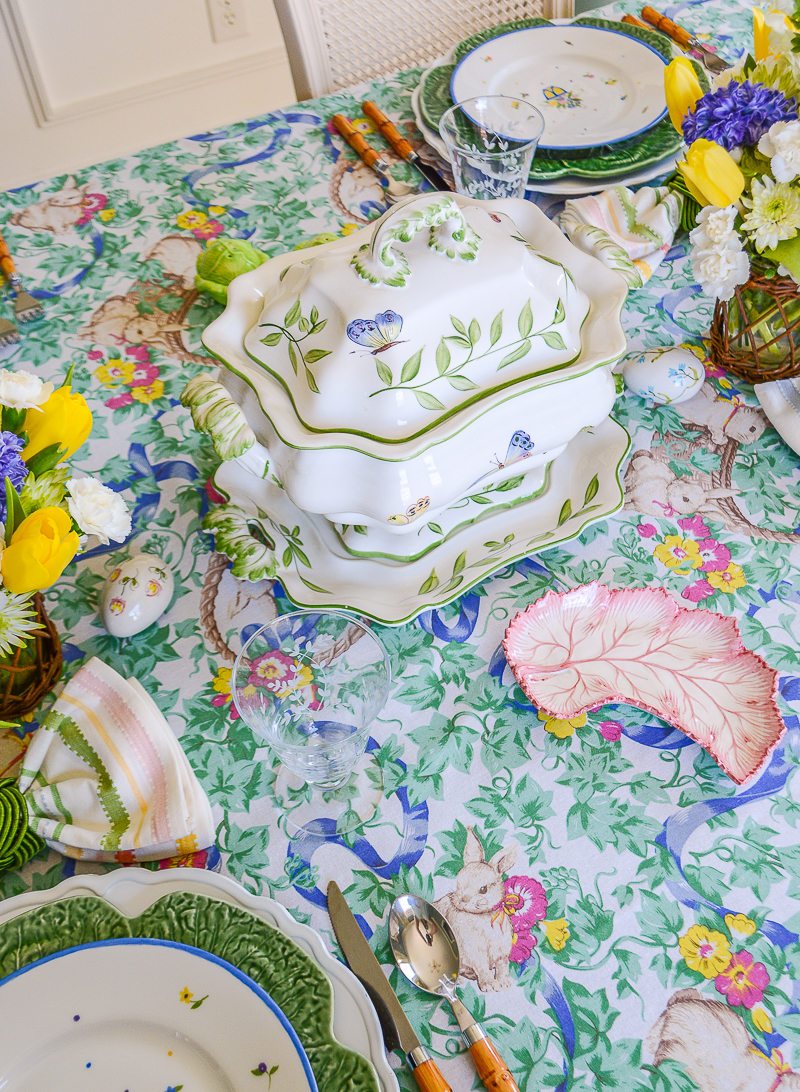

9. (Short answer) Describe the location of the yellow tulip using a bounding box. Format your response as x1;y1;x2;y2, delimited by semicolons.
664;56;703;133
679;139;745;207
754;7;770;62
23;384;92;464
1;507;80;594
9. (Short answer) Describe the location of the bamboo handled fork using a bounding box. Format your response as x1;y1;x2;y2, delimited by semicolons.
0;227;44;345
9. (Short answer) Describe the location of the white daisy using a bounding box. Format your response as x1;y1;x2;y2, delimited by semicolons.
741;176;800;251
0;590;42;655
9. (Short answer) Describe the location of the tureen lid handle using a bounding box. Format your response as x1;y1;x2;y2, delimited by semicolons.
351;193;481;287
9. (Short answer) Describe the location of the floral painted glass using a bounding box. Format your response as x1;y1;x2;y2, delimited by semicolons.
232;610;390;837
439;95;544;199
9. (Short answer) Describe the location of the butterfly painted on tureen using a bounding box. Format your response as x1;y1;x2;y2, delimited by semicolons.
347;311;407;355
494;429;534;469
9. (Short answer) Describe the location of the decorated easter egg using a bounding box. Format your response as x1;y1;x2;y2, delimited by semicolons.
100;553;174;638
621;347;706;405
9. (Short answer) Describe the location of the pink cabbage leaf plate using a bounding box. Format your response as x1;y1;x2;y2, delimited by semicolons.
502;582;784;784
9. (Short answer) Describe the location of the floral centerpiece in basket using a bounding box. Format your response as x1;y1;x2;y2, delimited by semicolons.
0;367;131;715
665;2;800;380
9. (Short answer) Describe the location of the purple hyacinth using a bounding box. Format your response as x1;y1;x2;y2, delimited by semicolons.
682;80;797;149
0;430;28;521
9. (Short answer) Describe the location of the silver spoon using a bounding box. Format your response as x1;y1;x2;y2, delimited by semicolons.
389;894;520;1092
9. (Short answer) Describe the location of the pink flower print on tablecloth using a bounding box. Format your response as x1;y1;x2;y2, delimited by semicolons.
496;875;548;962
599;720;623;742
637;523;657;538
697;538;731;572
76;193;108;226
681;578;716;603
678;515;712;539
130;361;159;387
192;219;224;241
715;950;769;1008
105;391;134;409
125;344;152;362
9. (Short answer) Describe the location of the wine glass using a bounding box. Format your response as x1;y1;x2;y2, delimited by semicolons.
232;610;391;838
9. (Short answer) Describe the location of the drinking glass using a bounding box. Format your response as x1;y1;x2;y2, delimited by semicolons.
233;610;391;838
439;95;544;200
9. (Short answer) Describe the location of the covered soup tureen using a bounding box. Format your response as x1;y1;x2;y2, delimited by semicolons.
196;193;627;535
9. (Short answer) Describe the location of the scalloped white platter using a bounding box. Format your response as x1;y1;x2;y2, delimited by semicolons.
0;938;317;1092
0;870;399;1092
213;415;630;626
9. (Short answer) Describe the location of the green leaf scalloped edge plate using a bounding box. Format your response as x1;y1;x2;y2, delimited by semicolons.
419;16;709;181
0;891;380;1092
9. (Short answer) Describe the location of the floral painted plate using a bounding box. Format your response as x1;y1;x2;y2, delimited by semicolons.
503;582;785;784
211;416;630;626
0;938;317;1092
0;878;390;1092
415;17;707;180
451;25;668;150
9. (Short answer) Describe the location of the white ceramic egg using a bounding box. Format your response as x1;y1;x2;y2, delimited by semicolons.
100;553;174;638
621;347;706;405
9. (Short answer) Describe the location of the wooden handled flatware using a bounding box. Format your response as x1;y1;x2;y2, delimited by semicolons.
362;102;450;191
640;7;729;73
0;227;44;327
331;114;417;198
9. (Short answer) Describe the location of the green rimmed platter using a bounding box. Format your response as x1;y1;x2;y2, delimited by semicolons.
417;16;709;181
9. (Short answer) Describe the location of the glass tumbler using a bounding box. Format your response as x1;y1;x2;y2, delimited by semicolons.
233;610;391;837
439;95;544;200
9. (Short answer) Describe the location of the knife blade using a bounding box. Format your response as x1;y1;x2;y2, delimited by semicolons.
362;101;451;192
327;881;452;1092
640;6;730;74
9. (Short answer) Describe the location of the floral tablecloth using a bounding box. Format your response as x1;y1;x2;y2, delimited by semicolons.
2;1;799;1089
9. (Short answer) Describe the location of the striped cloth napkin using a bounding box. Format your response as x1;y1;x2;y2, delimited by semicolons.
559;185;683;289
17;657;215;863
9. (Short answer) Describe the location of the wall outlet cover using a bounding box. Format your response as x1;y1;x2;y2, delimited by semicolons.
207;0;249;42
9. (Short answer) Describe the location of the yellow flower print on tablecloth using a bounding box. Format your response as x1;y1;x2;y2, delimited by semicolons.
707;562;746;593
538;710;587;738
679;923;731;978
98;209;116;222
542;918;570;951
208;205;227;215
131;380;165;404
654;535;702;572
95;360;135;387
176;209;207;229
752;1007;773;1033
725;912;757;941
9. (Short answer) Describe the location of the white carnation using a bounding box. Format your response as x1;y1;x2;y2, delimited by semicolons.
758;120;800;183
0;369;53;411
692;244;750;302
690;205;740;249
66;476;131;545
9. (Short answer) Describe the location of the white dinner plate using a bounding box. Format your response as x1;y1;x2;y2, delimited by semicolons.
450;24;668;150
756;377;800;456
409;85;677;196
0;937;316;1092
0;870;400;1092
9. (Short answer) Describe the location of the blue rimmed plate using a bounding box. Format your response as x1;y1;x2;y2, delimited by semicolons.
450;24;668;150
0;937;318;1092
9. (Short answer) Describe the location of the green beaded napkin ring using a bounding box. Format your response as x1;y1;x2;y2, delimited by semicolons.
0;776;45;871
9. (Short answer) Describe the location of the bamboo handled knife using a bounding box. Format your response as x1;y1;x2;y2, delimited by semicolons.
327;881;452;1092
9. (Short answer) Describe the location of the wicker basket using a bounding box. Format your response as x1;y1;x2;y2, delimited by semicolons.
710;268;800;383
0;594;62;719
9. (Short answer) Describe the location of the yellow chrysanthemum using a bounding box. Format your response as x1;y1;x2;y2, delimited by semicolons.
542;918;570;951
538;710;586;738
707;562;746;593
679;924;731;978
654;535;702;571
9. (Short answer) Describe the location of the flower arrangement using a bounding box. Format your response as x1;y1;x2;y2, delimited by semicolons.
665;4;800;301
0;366;131;663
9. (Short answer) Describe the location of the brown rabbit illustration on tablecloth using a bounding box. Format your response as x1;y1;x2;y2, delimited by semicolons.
434;827;565;992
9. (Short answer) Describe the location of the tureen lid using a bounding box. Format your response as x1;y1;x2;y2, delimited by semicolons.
243;194;589;444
